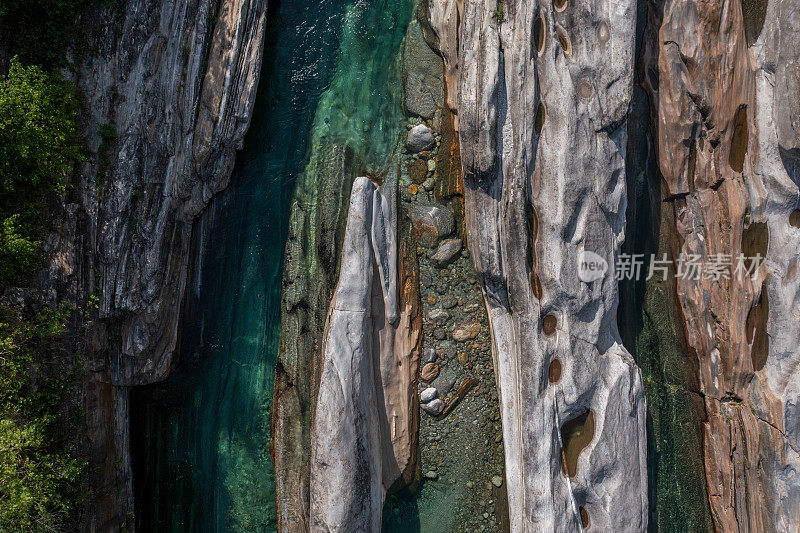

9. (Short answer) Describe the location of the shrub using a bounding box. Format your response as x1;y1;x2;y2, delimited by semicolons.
0;305;85;531
0;216;41;286
0;57;82;285
0;0;99;68
0;57;81;208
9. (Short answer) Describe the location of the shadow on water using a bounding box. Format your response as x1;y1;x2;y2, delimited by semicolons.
131;0;417;530
616;1;714;530
130;0;350;530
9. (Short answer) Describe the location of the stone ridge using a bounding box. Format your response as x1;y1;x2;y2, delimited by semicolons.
426;0;649;530
41;1;268;528
642;0;800;528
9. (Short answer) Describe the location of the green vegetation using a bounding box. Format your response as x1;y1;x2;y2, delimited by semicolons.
0;13;89;529
0;305;85;531
493;2;505;21
0;57;82;286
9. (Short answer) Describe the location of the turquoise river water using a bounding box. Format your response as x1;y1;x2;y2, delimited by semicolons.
131;0;413;531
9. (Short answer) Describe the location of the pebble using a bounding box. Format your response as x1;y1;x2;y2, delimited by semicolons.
457;351;469;365
440;294;458;309
422;347;437;363
429;308;450;325
491;475;503;487
421;398;444;415
420;387;438;403
410;204;454;248
407;158;428;184
426;294;438;305
431;238;463;268
423;177;435;191
406;124;436;153
427;158;436;172
421;362;440;382
453;321;482;341
433;328;447;341
424;470;439;480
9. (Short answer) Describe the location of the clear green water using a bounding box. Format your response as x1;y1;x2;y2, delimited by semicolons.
130;1;347;530
131;0;412;531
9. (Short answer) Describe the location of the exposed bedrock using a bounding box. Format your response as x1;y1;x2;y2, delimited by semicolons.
639;0;800;529
45;1;268;528
309;175;420;532
75;0;267;384
425;0;648;530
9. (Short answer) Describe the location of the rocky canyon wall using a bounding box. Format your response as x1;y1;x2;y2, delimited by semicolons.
639;0;800;529
54;0;800;529
423;0;651;529
46;1;268;528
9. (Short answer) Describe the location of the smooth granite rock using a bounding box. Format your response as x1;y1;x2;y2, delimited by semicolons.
427;0;648;530
310;176;419;532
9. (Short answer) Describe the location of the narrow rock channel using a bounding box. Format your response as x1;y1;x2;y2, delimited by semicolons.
383;14;509;533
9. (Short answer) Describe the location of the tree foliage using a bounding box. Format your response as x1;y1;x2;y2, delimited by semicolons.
0;57;82;285
0;305;85;531
0;0;99;68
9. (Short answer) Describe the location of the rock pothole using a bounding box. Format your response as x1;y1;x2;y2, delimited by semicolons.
548;358;562;383
556;25;572;55
747;279;769;372
729;105;748;173
790;209;800;228
560;408;595;478
534;13;547;56
579;506;590;528
543;313;558;336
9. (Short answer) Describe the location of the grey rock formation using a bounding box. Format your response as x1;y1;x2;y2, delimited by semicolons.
75;0;267;385
310;176;418;532
410;204;454;247
45;1;268;527
403;19;443;119
426;0;648;530
757;2;800;526
406;124;435;153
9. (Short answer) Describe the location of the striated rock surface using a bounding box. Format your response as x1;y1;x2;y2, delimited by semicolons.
75;0;267;384
40;1;268;528
639;0;800;529
426;0;649;529
310;175;418;531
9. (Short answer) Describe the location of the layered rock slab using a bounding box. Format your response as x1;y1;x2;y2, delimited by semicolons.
425;0;649;529
640;0;800;529
44;1;268;527
310;176;418;532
